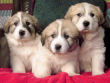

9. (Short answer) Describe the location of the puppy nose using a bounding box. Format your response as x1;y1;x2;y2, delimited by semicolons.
55;44;61;51
19;30;25;36
83;21;90;27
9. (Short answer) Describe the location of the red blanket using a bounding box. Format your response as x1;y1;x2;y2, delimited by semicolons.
0;68;110;83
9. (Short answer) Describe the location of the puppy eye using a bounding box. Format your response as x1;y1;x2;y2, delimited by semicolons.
14;21;18;26
51;34;56;38
64;33;69;39
26;21;30;26
77;13;82;17
90;13;94;17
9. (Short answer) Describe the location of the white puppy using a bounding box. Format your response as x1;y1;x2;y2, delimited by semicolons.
65;2;105;75
34;19;80;78
4;12;42;74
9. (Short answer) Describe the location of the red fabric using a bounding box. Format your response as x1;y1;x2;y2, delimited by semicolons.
107;2;110;8
0;68;110;83
0;4;13;10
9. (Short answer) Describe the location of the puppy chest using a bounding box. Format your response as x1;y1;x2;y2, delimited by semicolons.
11;45;36;56
14;47;35;70
50;55;74;73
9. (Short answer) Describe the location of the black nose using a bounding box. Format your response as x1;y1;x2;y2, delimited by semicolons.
19;30;25;36
55;44;61;51
83;21;90;27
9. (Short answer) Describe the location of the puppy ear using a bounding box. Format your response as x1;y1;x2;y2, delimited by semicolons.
31;16;42;34
41;30;46;46
4;17;11;33
65;5;74;20
96;7;105;25
34;23;42;34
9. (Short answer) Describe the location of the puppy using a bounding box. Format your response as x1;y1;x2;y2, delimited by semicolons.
34;19;80;78
4;12;42;73
65;2;105;75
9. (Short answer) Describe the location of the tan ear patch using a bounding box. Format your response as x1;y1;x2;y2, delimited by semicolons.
22;12;42;34
4;17;12;33
41;21;58;46
65;3;82;20
65;5;74;20
31;16;42;34
41;25;49;45
95;6;104;25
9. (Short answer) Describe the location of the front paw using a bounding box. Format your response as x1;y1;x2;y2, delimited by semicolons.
92;71;104;76
33;72;51;78
13;69;25;73
67;72;80;76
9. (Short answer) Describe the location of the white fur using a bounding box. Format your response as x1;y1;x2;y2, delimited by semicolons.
5;12;40;74
50;20;69;53
13;12;31;40
34;19;80;78
72;3;98;32
34;44;80;78
79;27;105;74
65;2;105;75
6;33;41;73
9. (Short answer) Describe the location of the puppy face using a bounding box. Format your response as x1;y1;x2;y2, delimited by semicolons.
42;19;79;54
4;12;42;42
65;2;104;32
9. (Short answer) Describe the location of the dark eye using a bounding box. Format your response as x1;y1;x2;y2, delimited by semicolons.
26;21;30;25
51;34;56;38
64;33;69;39
90;13;94;17
77;13;82;17
14;21;18;26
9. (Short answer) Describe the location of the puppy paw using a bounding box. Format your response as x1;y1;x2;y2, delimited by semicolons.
67;72;80;76
92;71;104;76
34;72;51;78
13;69;25;73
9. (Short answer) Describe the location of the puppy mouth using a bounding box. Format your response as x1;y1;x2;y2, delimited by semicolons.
17;38;30;42
52;49;66;55
68;42;78;52
55;52;64;55
81;28;92;34
17;35;34;42
80;26;90;33
82;29;89;33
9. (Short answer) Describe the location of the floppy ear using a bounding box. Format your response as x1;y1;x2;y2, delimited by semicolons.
31;16;42;34
65;5;74;20
41;30;46;46
96;6;105;25
4;17;12;33
34;23;42;34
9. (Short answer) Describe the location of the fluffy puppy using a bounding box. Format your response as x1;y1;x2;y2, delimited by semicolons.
65;2;105;75
34;19;80;78
4;12;42;73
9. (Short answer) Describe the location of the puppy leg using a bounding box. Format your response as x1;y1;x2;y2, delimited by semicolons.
61;62;80;76
80;61;92;72
10;55;25;73
92;52;105;75
32;60;51;78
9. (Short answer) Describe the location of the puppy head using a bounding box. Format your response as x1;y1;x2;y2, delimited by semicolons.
42;19;79;54
65;2;104;33
4;12;42;42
